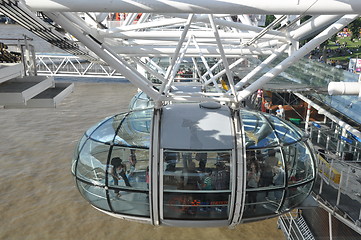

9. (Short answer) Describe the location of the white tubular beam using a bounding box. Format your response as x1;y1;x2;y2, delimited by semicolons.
204;57;246;85
237;14;253;26
160;14;195;94
113;46;275;56
208;14;236;97
104;31;287;42
191;57;203;82
291;15;342;40
237;14;359;102
100;18;187;36
131;57;166;83
164;15;194;79
26;0;361;14
234;43;289;91
123;13;138;26
328;82;361;100
146;58;166;76
137;13;151;23
191;36;221;92
47;12;160;100
124;39;247;46
202;59;223;79
253;40;285;49
168;13;285;38
328;82;361;95
162;37;192;94
243;15;286;46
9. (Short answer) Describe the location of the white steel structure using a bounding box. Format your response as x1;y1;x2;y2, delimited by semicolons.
0;0;357;108
2;0;361;234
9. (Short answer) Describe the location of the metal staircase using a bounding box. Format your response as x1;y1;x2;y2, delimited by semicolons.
294;216;315;240
278;211;315;240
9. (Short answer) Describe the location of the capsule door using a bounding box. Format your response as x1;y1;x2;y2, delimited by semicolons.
160;150;232;227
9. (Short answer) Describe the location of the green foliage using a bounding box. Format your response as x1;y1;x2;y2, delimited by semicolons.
348;17;361;40
265;15;276;27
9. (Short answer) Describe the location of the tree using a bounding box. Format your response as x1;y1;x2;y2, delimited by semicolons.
348;17;361;40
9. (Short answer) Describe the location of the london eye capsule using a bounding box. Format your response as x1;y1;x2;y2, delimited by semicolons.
72;102;316;227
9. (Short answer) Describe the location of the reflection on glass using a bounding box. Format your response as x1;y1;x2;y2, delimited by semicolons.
163;150;231;220
163;151;231;191
77;181;110;211
116;110;152;147
109;147;149;191
242;110;278;148
243;189;283;219
77;139;109;185
85;116;113;137
129;91;154;111
89;115;123;143
267;116;302;144
284;142;315;185
163;193;229;220
246;148;285;190
110;190;150;217
282;182;313;210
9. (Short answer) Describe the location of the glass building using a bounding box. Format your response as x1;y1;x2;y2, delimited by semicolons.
72;102;316;227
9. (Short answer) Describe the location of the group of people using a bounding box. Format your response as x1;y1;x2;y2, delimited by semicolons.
246;153;286;212
255;89;285;119
180;159;230;191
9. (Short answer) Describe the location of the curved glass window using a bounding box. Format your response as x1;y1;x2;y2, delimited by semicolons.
129;91;154;111
77;181;110;211
242;111;278;148
267;116;303;144
74;109;152;218
85;116;111;137
77;139;109;185
116;110;152;147
282;182;313;211
108;147;149;191
241;110;304;148
162;150;231;220
89;113;125;144
244;148;286;219
284;142;315;185
109;191;150;216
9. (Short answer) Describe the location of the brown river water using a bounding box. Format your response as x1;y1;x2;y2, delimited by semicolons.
0;82;284;240
0;22;284;240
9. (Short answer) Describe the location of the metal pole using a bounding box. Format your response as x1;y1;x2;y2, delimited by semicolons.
346;166;351;188
208;14;237;98
305;103;311;133
160;14;195;94
317;129;321;144
329;160;334;182
329;212;333;240
191;36;222;92
336;171;344;206
26;0;361;15
319;176;324;195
